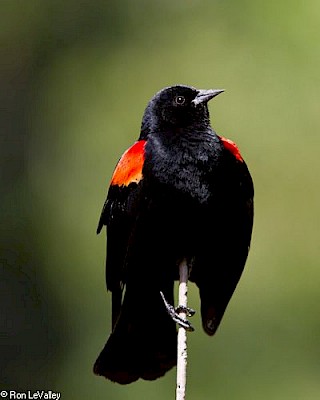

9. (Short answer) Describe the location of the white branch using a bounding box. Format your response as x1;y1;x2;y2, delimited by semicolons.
176;258;189;400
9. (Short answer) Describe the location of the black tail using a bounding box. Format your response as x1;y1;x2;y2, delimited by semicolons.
94;287;177;384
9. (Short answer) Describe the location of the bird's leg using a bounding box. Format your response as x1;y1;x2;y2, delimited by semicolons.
160;291;195;332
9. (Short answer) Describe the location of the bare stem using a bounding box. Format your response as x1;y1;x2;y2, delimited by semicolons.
176;258;189;400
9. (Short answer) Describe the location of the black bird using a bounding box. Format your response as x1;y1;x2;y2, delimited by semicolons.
94;85;254;384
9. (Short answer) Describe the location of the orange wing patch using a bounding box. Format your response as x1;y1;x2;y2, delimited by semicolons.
111;140;146;186
219;136;243;162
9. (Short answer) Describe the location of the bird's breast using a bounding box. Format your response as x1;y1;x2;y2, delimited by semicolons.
144;132;225;204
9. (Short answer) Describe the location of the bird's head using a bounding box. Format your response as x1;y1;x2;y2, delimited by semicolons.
140;85;224;137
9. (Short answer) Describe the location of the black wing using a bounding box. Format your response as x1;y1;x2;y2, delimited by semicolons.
97;181;143;329
97;140;147;328
198;148;254;336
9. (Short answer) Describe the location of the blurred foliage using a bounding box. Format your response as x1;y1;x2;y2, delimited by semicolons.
1;0;320;399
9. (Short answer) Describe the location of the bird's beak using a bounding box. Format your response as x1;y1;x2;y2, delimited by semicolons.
192;89;225;106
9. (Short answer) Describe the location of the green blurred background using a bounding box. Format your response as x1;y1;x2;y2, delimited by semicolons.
1;1;320;399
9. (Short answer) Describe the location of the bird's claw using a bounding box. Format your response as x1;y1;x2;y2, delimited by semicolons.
175;305;196;317
170;314;195;332
160;291;195;332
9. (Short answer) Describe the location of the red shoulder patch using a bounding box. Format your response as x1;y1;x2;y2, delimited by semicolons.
219;135;243;162
111;140;146;186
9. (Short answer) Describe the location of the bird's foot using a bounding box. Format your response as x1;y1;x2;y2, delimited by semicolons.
175;305;196;317
160;291;195;332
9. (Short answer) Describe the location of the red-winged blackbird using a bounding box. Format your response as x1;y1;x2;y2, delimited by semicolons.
94;85;254;384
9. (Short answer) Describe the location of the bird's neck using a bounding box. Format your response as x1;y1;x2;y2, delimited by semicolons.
151;125;218;147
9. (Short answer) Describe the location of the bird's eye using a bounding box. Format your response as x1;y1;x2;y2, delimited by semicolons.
175;95;186;105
